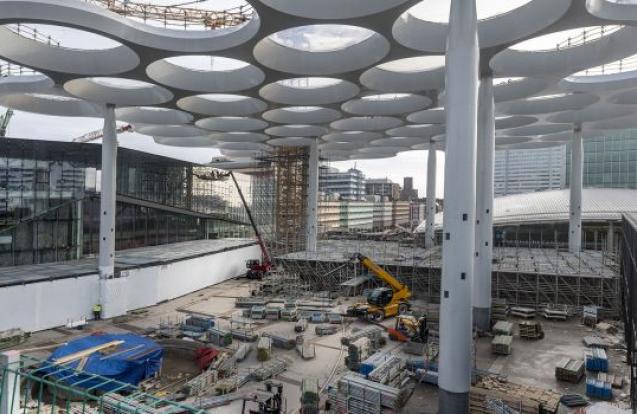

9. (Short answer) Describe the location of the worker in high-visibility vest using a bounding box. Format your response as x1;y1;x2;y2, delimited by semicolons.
93;303;102;321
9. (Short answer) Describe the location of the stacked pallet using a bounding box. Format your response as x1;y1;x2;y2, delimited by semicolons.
359;351;391;376
265;306;281;320
585;348;609;372
491;299;509;322
510;306;536;318
341;326;385;347
280;307;297;321
586;378;612;400
470;377;560;414
519;321;544;340
492;321;514;336
207;327;232;347
315;324;338;336
252;359;287;381
346;337;373;371
367;355;406;386
235;297;266;308
337;372;410;410
555;358;584;383
257;336;272;361
491;335;513;355
583;335;609;349
597;372;623;388
542;304;568;320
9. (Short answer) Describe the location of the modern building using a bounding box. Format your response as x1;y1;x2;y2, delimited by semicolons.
0;137;253;267
566;130;637;189
371;197;393;231
339;200;374;231
400;177;418;201
365;178;400;201
392;201;411;227
319;167;366;201
494;146;566;196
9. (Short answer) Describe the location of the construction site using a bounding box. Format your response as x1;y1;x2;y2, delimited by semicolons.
2;0;637;413
0;143;633;414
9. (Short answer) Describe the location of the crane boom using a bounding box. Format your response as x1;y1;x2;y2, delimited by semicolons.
229;171;271;265
356;254;408;294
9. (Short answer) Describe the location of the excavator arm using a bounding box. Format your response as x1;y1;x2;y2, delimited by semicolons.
355;253;408;294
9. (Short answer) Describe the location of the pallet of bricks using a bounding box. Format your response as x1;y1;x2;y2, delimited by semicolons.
470;376;560;414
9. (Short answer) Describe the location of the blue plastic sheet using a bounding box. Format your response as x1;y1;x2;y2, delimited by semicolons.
42;333;162;392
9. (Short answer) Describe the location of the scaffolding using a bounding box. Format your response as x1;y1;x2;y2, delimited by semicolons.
246;147;309;257
0;354;202;414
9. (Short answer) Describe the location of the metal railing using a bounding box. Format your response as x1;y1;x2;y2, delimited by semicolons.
83;0;254;30
0;354;203;414
554;25;622;51
5;23;61;47
0;61;39;77
579;53;637;76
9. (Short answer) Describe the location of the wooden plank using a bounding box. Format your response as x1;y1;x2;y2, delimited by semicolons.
53;340;124;365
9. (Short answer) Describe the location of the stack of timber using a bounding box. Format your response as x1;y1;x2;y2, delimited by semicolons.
341;326;385;348
346;337;373;371
252;359;287;381
491;335;513;355
555;358;584;383
492;321;514;336
470;376;560;414
597;372;623;388
510;306;536;319
491;299;509;322
519;321;544;340
315;324;338;336
336;372;410;411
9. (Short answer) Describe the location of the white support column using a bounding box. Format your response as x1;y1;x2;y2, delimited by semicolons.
424;145;437;249
569;125;583;254
474;75;495;332
99;104;117;306
438;0;479;411
0;351;20;414
306;139;319;252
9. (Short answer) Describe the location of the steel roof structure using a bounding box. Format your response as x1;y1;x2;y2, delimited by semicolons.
417;188;637;229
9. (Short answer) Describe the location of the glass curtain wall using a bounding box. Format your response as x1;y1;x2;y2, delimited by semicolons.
0;138;252;267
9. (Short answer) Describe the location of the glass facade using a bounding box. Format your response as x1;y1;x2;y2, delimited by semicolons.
0;138;253;266
566;130;637;189
494;146;566;197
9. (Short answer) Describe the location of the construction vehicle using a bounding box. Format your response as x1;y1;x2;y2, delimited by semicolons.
388;314;428;343
346;254;411;321
227;172;273;280
241;381;283;414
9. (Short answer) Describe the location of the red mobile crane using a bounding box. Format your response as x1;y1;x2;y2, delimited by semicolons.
228;172;273;280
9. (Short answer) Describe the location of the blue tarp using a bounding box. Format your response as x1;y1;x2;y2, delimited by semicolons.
43;333;163;392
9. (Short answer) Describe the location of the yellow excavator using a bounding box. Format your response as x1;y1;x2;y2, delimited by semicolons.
346;253;411;321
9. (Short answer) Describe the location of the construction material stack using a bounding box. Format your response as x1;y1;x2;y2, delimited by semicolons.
341;326;385;348
470;376;560;414
257;336;272;362
492;321;513;336
329;372;410;413
510;306;536;318
555;358;585;383
491;335;513;355
346;337;373;371
519;321;544;340
491;298;509;322
300;378;319;414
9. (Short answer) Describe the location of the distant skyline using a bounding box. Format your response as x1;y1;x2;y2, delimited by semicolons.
3;110;446;198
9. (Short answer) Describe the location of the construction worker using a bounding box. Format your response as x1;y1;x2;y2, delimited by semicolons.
93;303;102;321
